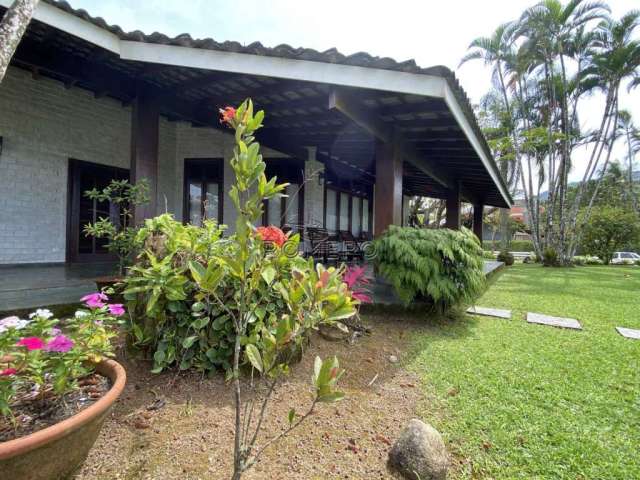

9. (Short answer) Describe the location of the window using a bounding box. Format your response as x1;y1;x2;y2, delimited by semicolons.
325;188;338;232
362;199;370;234
324;187;371;235
184;159;223;226
351;197;362;236
339;192;349;231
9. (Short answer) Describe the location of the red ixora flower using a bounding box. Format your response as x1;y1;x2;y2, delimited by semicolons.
219;106;237;126
256;226;287;248
16;337;45;351
0;368;17;376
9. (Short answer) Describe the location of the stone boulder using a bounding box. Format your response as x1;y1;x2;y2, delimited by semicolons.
318;322;350;342
388;419;448;480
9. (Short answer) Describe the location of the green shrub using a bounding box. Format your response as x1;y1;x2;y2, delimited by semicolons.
497;250;515;266
483;240;534;252
373;226;485;310
482;250;496;260
572;255;603;266
542;247;559;267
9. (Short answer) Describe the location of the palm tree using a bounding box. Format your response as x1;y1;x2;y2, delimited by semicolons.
567;9;640;256
617;110;640;214
0;0;40;82
517;0;610;263
460;23;520;251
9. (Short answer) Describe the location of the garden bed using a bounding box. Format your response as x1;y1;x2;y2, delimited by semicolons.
75;314;430;479
0;372;110;442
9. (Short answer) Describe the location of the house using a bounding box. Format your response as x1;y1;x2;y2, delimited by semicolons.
0;0;512;267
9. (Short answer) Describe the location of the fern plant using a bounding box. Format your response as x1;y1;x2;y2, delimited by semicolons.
373;226;485;311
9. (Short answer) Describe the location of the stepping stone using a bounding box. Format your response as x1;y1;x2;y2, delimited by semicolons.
526;312;582;330
616;327;640;340
466;306;511;319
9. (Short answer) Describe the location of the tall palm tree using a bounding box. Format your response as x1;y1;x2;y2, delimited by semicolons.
460;23;520;251
517;0;610;263
616;110;640;214
567;10;640;255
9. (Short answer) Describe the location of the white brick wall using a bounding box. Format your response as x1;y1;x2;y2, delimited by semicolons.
0;68;131;264
0;66;316;264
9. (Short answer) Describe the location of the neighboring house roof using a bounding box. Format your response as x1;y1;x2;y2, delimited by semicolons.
0;0;513;208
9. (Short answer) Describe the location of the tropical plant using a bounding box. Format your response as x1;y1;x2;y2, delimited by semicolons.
123;101;358;479
543;246;560;266
497;250;515;265
373;226;485;310
580;205;640;264
0;294;123;421
83;178;150;275
462;1;640;265
0;0;40;83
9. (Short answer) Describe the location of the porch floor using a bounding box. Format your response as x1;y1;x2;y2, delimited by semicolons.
0;261;503;315
0;263;116;314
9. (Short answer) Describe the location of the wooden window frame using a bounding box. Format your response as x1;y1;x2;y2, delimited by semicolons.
183;158;224;225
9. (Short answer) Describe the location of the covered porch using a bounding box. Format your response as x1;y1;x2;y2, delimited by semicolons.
0;0;511;312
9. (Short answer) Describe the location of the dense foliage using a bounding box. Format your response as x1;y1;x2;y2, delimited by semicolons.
464;1;640;264
0;295;123;419
84;179;150;275
497;250;515;266
373;226;485;310
484;240;535;252
123;214;355;375
580;206;640;264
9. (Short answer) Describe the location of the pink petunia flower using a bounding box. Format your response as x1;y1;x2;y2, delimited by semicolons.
0;368;17;376
16;337;45;351
107;304;125;317
81;292;108;309
44;335;75;353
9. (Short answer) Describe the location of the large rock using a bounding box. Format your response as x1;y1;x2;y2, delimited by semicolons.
318;322;350;342
388;419;448;480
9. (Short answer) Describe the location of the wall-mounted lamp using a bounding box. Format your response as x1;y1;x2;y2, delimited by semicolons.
0;136;3;157
317;171;325;187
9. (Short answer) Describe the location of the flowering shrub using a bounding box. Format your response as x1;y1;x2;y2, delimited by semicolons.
0;294;123;419
125;100;357;478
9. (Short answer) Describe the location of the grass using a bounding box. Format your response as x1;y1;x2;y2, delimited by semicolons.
410;264;640;480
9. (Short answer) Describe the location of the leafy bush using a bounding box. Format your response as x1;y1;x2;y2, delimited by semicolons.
84;179;150;275
0;296;123;419
482;250;496;259
580;206;640;265
572;255;603;266
373;226;485;310
542;247;559;267
483;240;534;252
497;250;515;266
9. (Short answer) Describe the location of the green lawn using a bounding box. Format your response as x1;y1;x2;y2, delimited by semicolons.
410;264;640;480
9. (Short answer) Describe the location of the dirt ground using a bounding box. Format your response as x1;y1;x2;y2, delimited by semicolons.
73;314;430;480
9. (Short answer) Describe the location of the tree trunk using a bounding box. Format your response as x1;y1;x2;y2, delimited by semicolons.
0;0;39;83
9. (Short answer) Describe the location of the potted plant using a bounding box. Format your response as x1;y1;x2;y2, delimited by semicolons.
0;294;126;480
84;178;150;287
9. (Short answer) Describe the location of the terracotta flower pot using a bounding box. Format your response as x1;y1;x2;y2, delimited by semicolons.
0;359;126;480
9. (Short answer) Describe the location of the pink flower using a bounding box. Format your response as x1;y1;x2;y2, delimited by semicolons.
0;368;17;376
44;335;75;353
16;337;45;351
352;292;372;304
81;292;108;309
219;106;237;126
107;304;125;316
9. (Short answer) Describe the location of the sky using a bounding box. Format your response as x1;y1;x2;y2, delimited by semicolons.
67;0;639;183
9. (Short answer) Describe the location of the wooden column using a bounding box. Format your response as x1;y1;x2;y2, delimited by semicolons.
374;138;402;236
130;92;159;223
473;203;484;241
445;183;461;230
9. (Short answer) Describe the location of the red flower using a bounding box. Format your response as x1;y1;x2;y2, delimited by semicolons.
256;226;287;247
0;368;17;376
16;337;44;351
219;106;237;126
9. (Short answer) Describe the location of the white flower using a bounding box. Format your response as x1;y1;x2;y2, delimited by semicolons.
74;310;89;319
0;316;30;334
29;308;53;320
